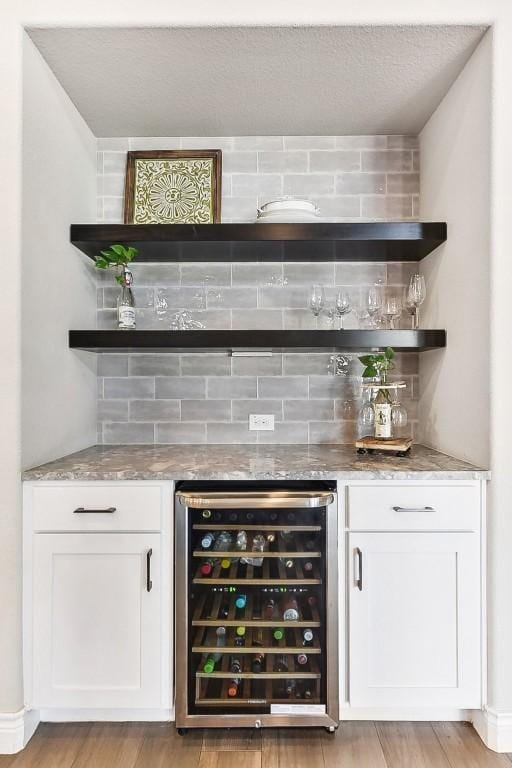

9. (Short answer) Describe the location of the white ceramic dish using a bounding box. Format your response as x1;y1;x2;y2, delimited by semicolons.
256;198;320;223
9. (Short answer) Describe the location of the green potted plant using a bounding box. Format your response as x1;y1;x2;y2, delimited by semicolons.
94;244;138;329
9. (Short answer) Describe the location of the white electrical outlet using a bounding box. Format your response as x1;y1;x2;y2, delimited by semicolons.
249;414;275;431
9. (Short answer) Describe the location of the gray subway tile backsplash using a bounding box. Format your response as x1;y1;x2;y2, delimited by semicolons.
156;423;206;444
129;400;180;422
181;399;232;422
258;376;309;399
207;377;257;399
96;134;419;444
128;355;180;377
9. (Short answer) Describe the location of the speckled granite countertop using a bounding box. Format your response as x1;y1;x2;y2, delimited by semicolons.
22;444;488;482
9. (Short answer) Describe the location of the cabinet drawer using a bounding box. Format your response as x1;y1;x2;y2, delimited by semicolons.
348;484;480;531
31;484;163;532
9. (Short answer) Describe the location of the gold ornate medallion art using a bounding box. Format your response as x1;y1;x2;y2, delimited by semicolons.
124;150;222;224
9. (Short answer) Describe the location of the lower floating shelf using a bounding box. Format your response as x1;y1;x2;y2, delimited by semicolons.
69;329;446;353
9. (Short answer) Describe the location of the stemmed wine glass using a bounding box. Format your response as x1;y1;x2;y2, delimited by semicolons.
406;274;426;329
391;389;408;429
358;389;375;432
309;285;326;327
383;295;402;329
365;286;382;328
335;290;352;329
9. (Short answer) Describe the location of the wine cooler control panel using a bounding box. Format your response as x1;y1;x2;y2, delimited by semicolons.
174;483;339;730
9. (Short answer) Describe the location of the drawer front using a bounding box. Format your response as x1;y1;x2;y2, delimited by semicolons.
348;484;480;531
31;484;163;532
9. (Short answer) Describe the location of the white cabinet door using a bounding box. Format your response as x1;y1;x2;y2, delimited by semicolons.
349;532;481;708
33;533;161;709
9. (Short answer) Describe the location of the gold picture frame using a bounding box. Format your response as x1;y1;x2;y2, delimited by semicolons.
124;150;222;224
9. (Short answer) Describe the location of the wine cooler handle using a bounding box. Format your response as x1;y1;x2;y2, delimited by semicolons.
355;547;363;591
146;548;153;592
392;506;435;513
73;507;116;514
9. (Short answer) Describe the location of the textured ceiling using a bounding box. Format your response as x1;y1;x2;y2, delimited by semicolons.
28;25;486;137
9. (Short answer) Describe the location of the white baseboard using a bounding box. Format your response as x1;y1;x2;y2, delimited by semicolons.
472;708;512;752
340;706;473;721
39;707;173;723
0;708;39;755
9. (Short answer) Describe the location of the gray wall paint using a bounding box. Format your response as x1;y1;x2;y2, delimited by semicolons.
96;135;419;444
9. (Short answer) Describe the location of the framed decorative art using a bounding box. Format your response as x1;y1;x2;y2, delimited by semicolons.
123;150;222;224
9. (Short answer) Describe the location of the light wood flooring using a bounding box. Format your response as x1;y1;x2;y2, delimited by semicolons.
1;722;511;768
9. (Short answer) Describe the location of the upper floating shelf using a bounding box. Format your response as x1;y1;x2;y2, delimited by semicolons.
70;222;447;263
69;329;446;354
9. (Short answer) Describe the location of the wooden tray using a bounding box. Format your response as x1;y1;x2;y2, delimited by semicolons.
355;436;413;457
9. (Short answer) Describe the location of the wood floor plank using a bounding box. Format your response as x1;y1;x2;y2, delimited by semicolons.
6;724;91;768
199;751;261;768
133;724;203;768
71;723;145;768
322;722;387;768
376;722;451;768
203;728;261;751
262;728;324;768
433;723;512;768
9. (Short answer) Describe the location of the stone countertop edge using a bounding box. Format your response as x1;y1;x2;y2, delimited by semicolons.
21;444;490;482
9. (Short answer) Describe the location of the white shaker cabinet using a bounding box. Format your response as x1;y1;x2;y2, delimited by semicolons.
346;483;483;710
32;533;161;709
24;481;172;716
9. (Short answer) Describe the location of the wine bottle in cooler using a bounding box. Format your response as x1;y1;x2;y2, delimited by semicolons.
251;653;265;673
212;626;226;662
200;532;216;549
282;594;299;621
227;679;240;697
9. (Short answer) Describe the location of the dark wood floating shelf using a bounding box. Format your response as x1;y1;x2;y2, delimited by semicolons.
70;222;447;263
69;329;446;353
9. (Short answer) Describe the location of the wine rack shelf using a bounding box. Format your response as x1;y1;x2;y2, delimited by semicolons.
191;591;322;627
192;626;321;655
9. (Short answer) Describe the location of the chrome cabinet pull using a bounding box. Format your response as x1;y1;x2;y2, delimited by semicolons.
392;506;435;513
355;547;363;591
146;548;153;592
73;506;116;514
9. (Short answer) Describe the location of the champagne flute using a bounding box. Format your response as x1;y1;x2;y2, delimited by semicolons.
383;295;402;329
407;274;426;329
309;285;325;327
335;290;352;329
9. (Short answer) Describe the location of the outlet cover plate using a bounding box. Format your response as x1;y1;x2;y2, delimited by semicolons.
249;414;275;431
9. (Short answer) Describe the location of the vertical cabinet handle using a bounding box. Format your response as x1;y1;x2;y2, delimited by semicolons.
146;548;153;592
355;547;363;591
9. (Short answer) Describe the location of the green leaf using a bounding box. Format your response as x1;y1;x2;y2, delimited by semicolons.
362;365;378;378
385;347;395;360
359;355;375;366
110;244;127;257
94;258;109;269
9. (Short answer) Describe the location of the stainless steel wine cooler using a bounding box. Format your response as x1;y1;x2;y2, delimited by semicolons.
175;482;339;731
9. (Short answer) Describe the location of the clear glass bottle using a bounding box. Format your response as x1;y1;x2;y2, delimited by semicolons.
117;268;136;329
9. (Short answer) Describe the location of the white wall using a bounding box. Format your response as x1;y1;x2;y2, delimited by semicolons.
22;37;97;470
419;30;491;468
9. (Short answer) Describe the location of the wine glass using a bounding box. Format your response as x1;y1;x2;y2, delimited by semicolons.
383;295;402;329
365;286;383;328
154;288;168;322
358;389;375;432
407;274;426;329
391;400;408;428
309;285;326;327
335;290;352;329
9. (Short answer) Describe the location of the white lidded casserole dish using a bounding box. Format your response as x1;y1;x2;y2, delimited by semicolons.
256;197;320;222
